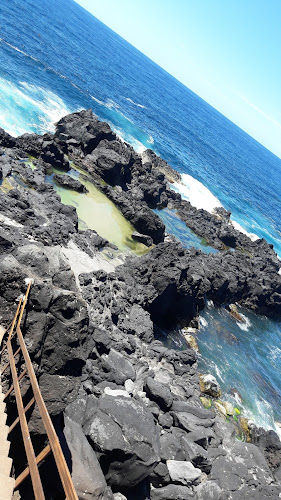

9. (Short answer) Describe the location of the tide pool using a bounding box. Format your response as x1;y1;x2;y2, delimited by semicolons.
46;167;150;255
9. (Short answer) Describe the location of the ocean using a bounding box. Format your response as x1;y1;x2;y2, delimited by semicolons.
0;0;280;435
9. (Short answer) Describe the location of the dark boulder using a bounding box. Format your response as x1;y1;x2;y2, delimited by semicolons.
132;232;153;247
53;173;88;193
55;109;116;154
144;377;173;411
83;394;160;489
0;127;16;148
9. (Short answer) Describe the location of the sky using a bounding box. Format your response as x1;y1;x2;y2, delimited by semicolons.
74;0;281;158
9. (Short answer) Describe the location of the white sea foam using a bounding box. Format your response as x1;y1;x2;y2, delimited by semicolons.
269;346;281;363
199;317;208;328
253;398;281;439
124;97;146;109
0;38;40;63
113;126;147;154
105;99;120;110
90;94;105;106
232;220;259;242
171;173;263;244
236;314;252;331
214;365;224;382
172;173;223;213
0;78;71;136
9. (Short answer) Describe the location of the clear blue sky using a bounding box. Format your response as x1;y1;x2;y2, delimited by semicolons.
75;0;281;158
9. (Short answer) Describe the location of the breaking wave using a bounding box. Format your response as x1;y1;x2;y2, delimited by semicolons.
0;78;72;136
172;173;223;213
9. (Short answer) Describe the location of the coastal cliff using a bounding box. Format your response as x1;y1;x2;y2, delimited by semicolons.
0;110;280;499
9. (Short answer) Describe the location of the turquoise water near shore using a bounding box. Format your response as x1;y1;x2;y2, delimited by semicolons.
0;0;280;434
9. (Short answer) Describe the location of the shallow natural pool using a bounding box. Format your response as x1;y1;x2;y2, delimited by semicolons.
45;166;150;255
154;207;218;254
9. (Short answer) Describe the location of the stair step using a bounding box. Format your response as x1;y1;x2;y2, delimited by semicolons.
0;440;10;456
0;473;15;500
0;455;13;476
0;413;7;426
0;404;7;414
0;423;9;439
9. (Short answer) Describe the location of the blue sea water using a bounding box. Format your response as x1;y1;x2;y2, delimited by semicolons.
0;0;280;434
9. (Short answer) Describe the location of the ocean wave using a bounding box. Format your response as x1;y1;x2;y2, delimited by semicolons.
172;173;223;213
214;364;224;382
236;314;252;331
0;38;70;84
269;346;281;363
90;94;106;106
110;124;148;154
105;99;120;110
0;37;40;63
124;97;146;109
0;78;71;136
232;220;259;242
171;173;264;244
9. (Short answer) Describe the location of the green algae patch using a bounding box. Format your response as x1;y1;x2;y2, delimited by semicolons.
25;155;37;170
0;177;14;193
50;170;150;255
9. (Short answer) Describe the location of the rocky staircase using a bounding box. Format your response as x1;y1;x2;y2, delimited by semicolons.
0;376;15;500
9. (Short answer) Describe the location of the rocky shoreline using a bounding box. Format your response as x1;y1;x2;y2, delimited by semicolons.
0;110;280;499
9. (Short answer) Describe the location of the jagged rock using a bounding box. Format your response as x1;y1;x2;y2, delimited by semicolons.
55;109;116;154
159;433;185;461
101;349;136;384
0;127;16;147
132;231;153;247
199;374;221;398
183;333;200;352
214;400;234;417
149;462;171;488
171;402;215;420
41;139;70;170
83;395;160;488
166;460;201;485
150;484;194;499
63;416;113;500
144;377;173;411
194;481;223;499
53;174;88;192
158;413;173;429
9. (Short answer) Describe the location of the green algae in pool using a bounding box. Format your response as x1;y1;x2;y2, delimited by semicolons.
46;168;149;255
26;155;37;170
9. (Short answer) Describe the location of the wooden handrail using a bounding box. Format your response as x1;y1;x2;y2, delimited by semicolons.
8;298;22;342
16;325;79;500
15;444;52;489
16;282;31;331
0;283;79;500
9;397;36;434
7;340;45;500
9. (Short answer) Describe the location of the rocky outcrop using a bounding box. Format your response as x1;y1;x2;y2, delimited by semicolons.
0;111;280;499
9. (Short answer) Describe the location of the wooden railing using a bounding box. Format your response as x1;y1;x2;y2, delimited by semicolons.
0;283;78;500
